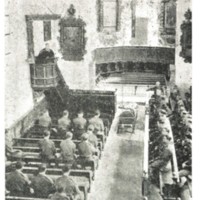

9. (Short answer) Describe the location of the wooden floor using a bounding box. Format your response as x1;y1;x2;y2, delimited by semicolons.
88;105;145;200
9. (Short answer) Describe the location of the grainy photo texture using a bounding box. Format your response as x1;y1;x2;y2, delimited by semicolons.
5;0;192;200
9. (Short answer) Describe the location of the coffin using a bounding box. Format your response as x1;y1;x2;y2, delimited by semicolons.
30;58;58;90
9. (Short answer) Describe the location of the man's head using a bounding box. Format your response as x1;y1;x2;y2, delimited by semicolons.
63;110;69;117
16;161;23;170
65;131;73;140
81;133;88;141
94;109;101;117
45;43;50;51
43;130;50;138
77;110;84;118
162;134;171;145
161;127;170;135
87;124;95;133
62;165;70;174
155;81;160;87
159;109;167;119
56;186;65;194
38;164;47;173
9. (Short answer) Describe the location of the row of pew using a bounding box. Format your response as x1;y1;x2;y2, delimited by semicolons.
142;92;180;200
6;113;113;200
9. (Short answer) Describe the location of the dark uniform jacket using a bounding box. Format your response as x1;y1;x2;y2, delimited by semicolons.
36;49;55;64
60;139;76;162
50;192;70;200
58;116;71;132
77;141;94;159
39;138;56;160
73;117;87;137
151;144;173;170
55;175;79;198
88;117;104;133
6;170;30;196
31;173;55;198
88;132;98;148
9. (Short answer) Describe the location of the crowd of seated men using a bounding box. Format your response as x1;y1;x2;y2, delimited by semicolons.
147;83;192;199
6;108;108;199
6;161;83;200
169;85;192;200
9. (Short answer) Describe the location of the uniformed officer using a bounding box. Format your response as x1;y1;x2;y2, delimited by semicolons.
30;164;55;198
50;186;70;200
58;110;72;133
77;133;97;161
38;111;51;129
55;165;82;200
6;161;32;196
87;124;98;149
88;109;104;136
73;110;87;139
60;132;76;167
150;135;173;178
38;130;57;165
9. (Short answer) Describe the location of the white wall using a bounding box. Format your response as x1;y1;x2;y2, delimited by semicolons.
5;0;165;128
175;0;192;94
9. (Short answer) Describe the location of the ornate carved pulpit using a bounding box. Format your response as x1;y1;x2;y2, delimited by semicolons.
30;58;58;90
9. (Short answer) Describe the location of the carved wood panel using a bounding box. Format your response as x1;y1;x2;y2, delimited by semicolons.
59;5;87;61
159;0;176;45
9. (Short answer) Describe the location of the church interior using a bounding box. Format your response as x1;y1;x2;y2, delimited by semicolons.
5;0;192;200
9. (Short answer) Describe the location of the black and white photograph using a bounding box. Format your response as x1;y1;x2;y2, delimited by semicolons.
4;0;195;199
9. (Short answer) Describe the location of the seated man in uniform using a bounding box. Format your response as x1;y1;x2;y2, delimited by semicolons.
77;133;97;161
58;110;72;138
55;165;82;200
50;186;70;200
157;109;171;130
5;129;24;161
87;124;98;149
88;109;104;136
38;130;57;166
60;132;76;168
73;110;87;139
6;161;32;196
36;43;55;64
30;164;55;198
149;135;173;184
38;111;52;133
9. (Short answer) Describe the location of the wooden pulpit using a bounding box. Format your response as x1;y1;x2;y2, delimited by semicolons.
30;58;58;90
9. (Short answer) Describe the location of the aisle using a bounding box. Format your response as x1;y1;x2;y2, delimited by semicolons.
88;105;145;200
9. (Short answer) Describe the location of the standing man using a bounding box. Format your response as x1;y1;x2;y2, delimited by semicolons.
55;165;82;200
36;43;55;64
73;110;87;139
147;81;164;97
38;130;57;166
60;132;76;168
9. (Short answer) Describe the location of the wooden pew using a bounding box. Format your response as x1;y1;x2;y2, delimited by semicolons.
158;118;180;200
6;167;91;200
6;197;48;200
142;92;150;199
13;138;103;152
